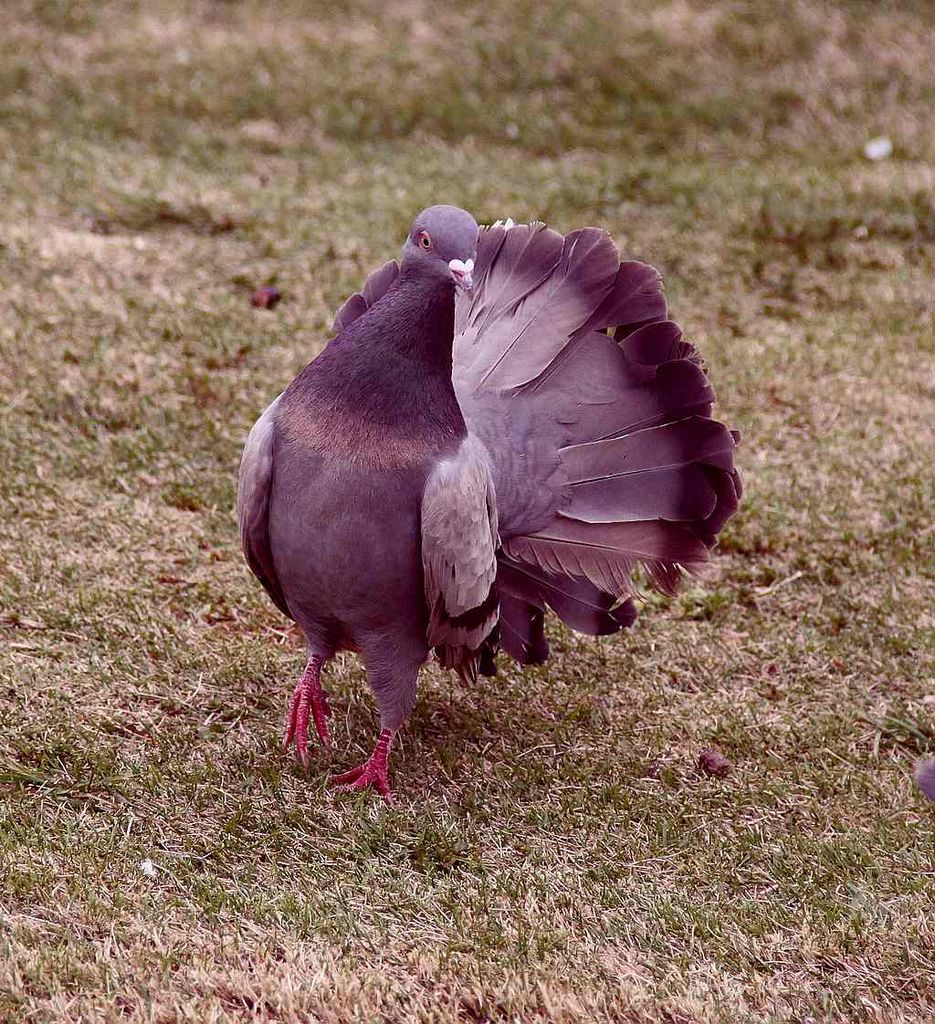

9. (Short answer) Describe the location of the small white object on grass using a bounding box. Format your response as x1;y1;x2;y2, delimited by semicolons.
864;137;893;161
139;859;157;877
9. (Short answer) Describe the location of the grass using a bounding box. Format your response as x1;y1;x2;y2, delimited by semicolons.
1;0;934;1020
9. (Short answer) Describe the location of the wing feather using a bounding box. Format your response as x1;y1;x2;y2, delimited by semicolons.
236;396;291;618
421;436;499;677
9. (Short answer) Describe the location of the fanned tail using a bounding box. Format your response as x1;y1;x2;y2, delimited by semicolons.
453;221;741;665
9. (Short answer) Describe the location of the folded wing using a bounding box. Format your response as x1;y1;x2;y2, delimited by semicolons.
237;396;291;619
421;435;499;682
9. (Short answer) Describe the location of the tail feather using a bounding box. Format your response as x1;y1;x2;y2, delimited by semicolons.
454;220;741;662
559;416;737;524
498;592;550;665
527;328;716;446
575;260;667;343
457;225;621;391
464;223;563;331
501;518;709;598
561;416;735;483
694;467;743;543
498;557;635;639
624;320;702;366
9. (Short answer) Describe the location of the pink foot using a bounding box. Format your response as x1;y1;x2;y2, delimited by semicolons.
333;729;394;803
282;657;331;766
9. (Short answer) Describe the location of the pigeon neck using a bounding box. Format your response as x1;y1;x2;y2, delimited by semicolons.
286;268;468;461
390;269;457;372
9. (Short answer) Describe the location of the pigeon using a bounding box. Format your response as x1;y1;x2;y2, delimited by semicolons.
237;205;741;800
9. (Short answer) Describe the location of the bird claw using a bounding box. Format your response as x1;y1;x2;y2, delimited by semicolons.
332;729;395;803
282;661;332;765
333;762;394;803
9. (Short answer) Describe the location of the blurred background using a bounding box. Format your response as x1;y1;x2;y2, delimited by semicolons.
1;1;933;1021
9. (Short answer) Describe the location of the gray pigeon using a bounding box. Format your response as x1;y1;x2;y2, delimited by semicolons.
237;205;741;800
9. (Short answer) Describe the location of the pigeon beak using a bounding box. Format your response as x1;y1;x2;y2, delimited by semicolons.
448;257;474;291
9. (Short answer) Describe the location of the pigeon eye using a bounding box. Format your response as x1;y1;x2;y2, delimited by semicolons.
418;231;432;250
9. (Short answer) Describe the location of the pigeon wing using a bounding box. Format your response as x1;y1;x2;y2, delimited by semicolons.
236;396;291;618
331;260;400;334
421;435;499;682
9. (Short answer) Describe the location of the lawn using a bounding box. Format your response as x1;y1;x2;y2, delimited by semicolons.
1;1;934;1021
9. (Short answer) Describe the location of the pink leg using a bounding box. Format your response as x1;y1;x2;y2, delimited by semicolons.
332;729;395;803
282;656;331;765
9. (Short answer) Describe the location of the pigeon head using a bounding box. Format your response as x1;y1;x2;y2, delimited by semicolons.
402;206;478;291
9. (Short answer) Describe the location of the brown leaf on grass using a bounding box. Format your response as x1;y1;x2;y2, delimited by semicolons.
0;614;46;630
698;748;732;778
251;286;281;309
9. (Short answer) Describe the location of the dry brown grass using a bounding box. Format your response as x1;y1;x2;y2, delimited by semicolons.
1;1;934;1021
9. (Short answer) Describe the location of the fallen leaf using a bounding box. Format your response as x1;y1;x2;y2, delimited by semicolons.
1;615;45;630
251;286;281;309
698;748;731;778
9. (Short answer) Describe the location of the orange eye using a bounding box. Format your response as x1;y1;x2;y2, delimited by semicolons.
418;231;432;250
